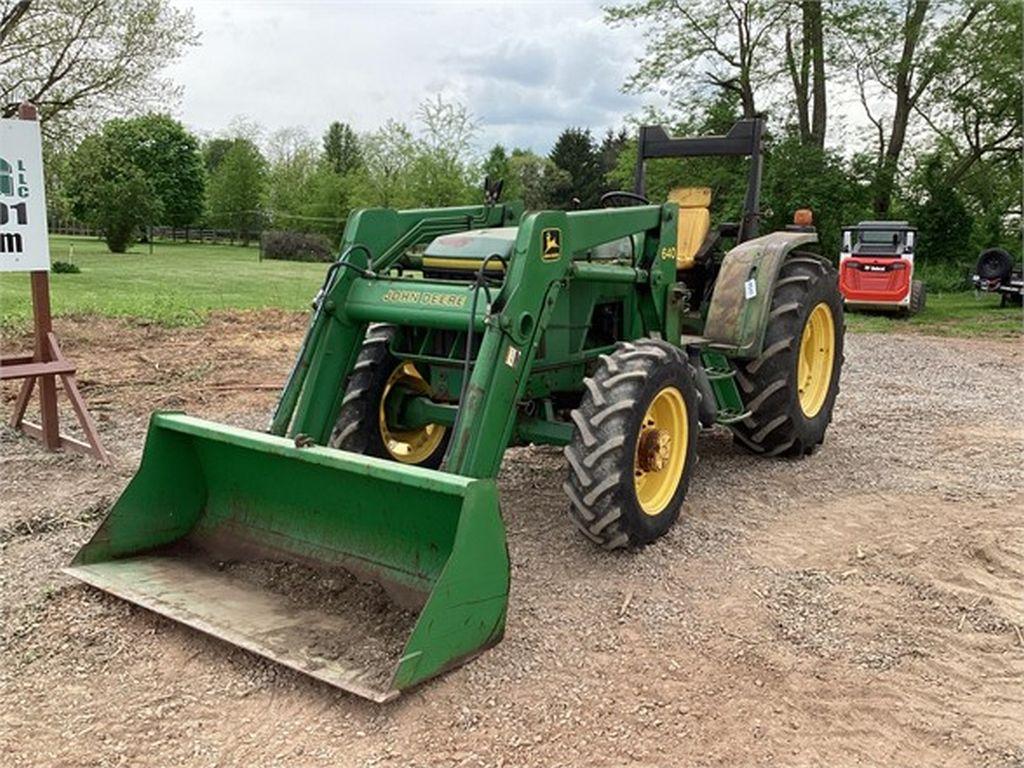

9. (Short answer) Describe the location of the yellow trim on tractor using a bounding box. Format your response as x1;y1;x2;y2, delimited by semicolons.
797;302;836;418
633;385;689;516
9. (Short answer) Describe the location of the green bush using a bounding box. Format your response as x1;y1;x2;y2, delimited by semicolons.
260;230;334;262
51;261;81;274
916;260;971;292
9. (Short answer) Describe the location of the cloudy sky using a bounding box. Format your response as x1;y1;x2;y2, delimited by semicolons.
166;0;652;153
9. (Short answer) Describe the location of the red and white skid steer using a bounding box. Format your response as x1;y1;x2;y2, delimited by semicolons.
839;220;925;316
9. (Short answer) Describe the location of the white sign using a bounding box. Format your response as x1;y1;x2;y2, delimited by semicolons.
0;119;50;272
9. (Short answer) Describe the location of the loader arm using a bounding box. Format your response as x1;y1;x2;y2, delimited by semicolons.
271;203;519;443
445;205;676;478
275;202;679;477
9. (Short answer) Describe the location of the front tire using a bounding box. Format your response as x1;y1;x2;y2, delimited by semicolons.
731;252;845;457
329;324;449;468
563;339;700;549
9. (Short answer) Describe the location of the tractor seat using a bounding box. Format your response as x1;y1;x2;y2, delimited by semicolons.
668;187;712;269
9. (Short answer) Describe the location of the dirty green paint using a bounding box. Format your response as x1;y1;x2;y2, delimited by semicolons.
68;413;508;700
703;231;818;357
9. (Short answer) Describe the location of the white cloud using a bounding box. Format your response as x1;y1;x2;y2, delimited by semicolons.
167;0;649;153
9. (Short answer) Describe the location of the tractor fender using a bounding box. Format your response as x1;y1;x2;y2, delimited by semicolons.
703;230;820;359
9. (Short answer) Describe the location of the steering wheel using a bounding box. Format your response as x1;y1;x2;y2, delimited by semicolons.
600;190;650;208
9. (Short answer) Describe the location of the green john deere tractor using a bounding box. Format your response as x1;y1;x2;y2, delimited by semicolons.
66;118;844;701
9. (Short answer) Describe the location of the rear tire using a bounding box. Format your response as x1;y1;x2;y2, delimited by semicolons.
730;252;845;458
907;279;926;316
329;324;449;469
563;339;699;549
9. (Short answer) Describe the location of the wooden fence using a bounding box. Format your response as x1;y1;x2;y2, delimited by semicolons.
48;222;262;246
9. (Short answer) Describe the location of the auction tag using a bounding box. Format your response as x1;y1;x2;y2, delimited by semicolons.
504;345;521;368
744;278;758;299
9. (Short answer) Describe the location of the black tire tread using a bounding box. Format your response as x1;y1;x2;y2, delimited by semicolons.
329;324;396;454
327;325;450;469
729;251;845;458
563;338;699;550
909;279;926;315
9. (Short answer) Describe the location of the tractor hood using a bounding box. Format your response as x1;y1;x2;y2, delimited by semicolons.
424;227;517;264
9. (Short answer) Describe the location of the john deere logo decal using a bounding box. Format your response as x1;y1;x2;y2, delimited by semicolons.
541;228;561;261
381;288;466;308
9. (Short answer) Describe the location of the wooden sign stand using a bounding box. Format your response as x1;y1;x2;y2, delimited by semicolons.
1;103;108;463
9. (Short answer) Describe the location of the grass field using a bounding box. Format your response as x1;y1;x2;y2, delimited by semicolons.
1;236;1019;336
0;236;325;328
843;291;1021;337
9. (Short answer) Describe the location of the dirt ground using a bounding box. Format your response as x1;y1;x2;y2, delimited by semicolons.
1;311;1021;768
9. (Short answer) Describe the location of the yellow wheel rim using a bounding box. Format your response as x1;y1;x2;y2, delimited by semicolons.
633;386;688;516
378;362;446;464
797;302;836;418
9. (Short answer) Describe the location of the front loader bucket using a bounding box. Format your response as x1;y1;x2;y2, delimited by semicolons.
64;413;509;702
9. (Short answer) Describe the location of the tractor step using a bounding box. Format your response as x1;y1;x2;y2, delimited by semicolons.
704;366;738;382
714;409;750;425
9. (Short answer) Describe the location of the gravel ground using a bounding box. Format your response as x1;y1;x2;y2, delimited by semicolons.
1;312;1021;768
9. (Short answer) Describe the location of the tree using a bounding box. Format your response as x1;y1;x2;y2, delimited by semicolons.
266;126;319;224
302;164;349;239
762;132;871;256
0;0;198;140
955;148;1021;256
842;0;990;215
65;114;203;250
605;0;789;118
914;1;1022;188
66;130;161;252
506;150;570;210
207;139;266;245
353;96;480;209
783;1;827;147
323;121;362;175
909;155;973;268
90;170;160;252
105;114;204;227
549;127;603;208
353;119;416;207
263;126;350;235
408;95;479;207
483;144;511;185
203;138;236;174
0;1;29;43
599;128;630;182
417;95;477;160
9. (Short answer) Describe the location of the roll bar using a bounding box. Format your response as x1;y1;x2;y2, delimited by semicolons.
633;118;764;242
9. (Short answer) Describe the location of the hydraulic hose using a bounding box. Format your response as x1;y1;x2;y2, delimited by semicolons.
443;253;508;466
